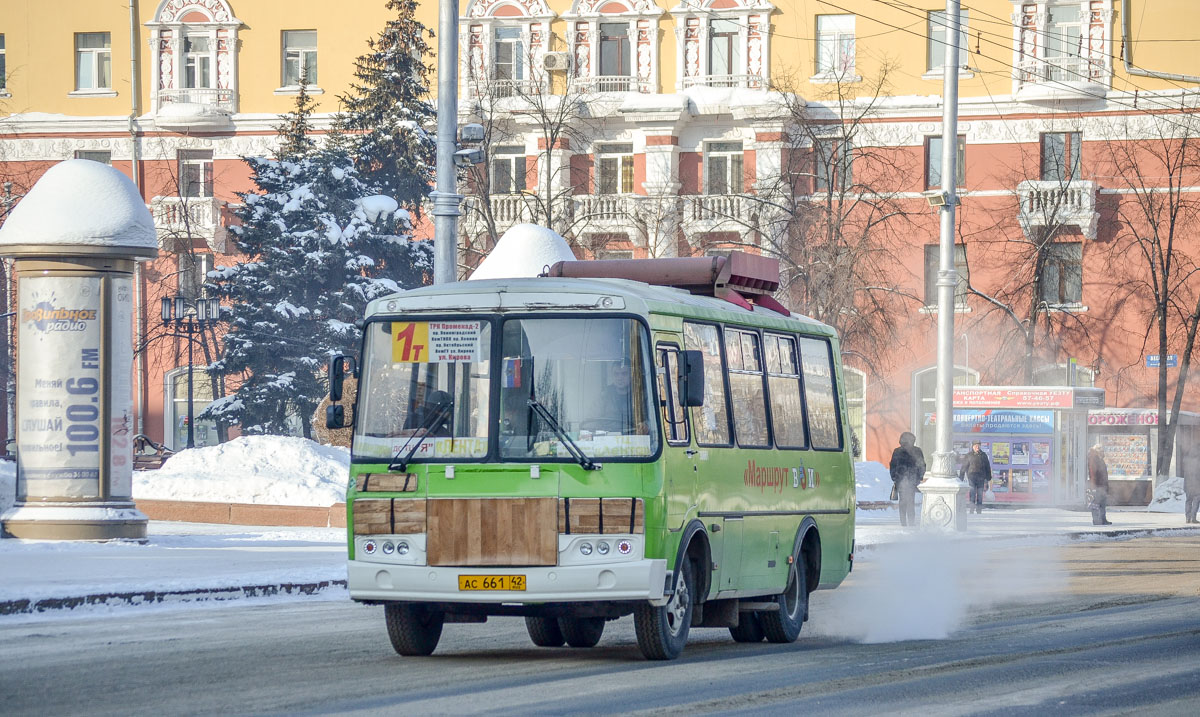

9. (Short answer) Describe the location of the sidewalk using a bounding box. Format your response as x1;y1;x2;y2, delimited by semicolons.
1;508;1196;620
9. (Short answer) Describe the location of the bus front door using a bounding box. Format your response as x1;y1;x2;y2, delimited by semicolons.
658;344;698;530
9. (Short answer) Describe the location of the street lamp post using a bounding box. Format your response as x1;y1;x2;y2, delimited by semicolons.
161;295;221;449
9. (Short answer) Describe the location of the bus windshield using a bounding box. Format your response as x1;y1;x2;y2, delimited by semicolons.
351;316;659;462
499;317;658;460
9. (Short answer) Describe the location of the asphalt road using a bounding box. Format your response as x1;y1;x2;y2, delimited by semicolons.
2;535;1199;716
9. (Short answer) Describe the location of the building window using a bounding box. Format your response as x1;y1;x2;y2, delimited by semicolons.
282;31;318;86
708;19;740;80
1;34;6;90
706;142;744;195
816;15;855;76
598;23;631;89
925;135;966;189
598;143;635;195
491;145;526;195
75;33;112;90
184;35;213;89
844;367;866;459
1045;3;1083;81
1033;362;1095;387
927;9;969;72
493;27;524;86
75;150;111;165
1041;132;1082;182
178;252;214;300
924;243;969;308
1040;242;1082;305
179;150;214;198
913;364;979;456
814;137;852;191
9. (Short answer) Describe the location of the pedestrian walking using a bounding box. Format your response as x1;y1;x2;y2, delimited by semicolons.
959;441;992;514
1086;443;1112;526
1184;444;1200;524
890;432;926;527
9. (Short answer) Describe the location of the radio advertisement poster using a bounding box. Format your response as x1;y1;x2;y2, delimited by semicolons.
109;277;134;499
18;277;104;498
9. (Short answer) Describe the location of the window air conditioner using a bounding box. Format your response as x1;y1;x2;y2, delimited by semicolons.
542;52;570;71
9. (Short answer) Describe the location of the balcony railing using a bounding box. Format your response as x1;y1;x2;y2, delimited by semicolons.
681;75;765;89
470;78;544;99
150;195;228;252
1017;180;1099;240
686;194;751;223
574;194;641;222
578;75;653;94
461;194;535;230
1015;55;1107;103
157;87;235;109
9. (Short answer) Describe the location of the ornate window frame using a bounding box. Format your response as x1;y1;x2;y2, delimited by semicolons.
461;0;555;99
563;0;665;94
670;0;772;90
1012;1;1112;93
146;0;242;114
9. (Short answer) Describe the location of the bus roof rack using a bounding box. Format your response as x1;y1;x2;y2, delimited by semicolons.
541;251;789;315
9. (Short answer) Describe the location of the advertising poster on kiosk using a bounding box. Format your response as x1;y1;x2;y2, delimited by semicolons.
951;409;1055;503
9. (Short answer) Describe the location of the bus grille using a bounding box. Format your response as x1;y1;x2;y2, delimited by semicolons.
427;498;558;567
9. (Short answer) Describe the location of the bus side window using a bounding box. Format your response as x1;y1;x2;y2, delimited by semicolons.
798;336;843;450
766;333;807;449
726;328;769;448
682;322;731;446
656;345;689;445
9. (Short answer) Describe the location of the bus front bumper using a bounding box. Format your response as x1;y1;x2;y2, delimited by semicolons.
348;558;668;604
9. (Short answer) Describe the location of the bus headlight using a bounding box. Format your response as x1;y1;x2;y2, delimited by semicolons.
597;541;610;555
579;542;593;556
397;541;410;556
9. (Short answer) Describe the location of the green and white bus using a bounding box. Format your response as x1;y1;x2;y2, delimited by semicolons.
327;253;855;660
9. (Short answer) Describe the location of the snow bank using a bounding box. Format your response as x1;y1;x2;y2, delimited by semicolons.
134;436;350;507
0;159;158;252
0;460;15;513
1148;476;1186;513
469;223;577;280
855;461;893;502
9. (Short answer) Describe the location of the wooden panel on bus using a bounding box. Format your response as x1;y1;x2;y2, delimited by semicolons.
558;498;644;534
355;473;419;493
352;498;426;535
427;498;557;566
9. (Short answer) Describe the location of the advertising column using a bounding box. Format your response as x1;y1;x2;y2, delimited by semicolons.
0;159;157;540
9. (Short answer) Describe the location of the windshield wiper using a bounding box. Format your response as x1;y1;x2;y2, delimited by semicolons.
389;392;453;472
526;397;600;471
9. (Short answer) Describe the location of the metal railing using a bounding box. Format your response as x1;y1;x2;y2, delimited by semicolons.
681;74;765;89
150;195;227;251
157;87;235;109
578;75;653;93
1016;55;1105;85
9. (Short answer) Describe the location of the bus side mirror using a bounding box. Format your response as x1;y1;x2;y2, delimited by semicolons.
679;350;705;407
329;355;356;401
326;403;345;429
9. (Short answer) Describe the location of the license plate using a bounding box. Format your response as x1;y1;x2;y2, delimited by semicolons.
458;575;526;591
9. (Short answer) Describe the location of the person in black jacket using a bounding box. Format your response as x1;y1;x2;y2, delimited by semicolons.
889;432;926;526
1087;443;1112;525
958;441;992;514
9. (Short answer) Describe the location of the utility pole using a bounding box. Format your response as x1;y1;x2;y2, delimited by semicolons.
432;0;462;285
920;0;969;530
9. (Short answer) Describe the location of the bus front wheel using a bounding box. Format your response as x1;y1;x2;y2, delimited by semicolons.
384;603;444;656
760;553;807;643
525;616;566;647
634;558;694;660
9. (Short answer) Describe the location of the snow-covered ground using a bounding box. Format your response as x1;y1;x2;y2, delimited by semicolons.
135;435;349;506
1149;475;1186;513
854;461;894;503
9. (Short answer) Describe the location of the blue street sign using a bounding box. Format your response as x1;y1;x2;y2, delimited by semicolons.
1146;354;1178;368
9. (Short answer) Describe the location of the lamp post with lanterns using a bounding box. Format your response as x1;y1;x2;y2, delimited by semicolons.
161;295;221;450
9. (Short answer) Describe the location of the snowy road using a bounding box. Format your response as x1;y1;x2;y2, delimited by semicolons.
2;535;1199;715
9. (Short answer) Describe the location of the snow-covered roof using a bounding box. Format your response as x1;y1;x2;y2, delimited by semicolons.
0;159;158;256
468;223;577;280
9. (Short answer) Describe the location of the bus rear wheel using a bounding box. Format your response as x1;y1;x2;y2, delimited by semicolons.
525;616;566;647
559;617;605;647
634;557;694;660
760;554;807;644
384;603;444;656
729;612;765;643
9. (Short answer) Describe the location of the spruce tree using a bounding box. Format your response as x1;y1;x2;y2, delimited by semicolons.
336;0;436;209
205;91;432;436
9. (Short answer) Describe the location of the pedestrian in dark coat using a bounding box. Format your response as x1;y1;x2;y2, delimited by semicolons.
1087;443;1112;526
890;432;926;527
959;441;992;514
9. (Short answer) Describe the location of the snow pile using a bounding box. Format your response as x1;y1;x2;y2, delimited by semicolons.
354;195;399;223
1148;476;1186;513
855;461;893;502
469;223;577;280
133;436;350;507
0;460;15;513
809;534;1065;643
0;159;158;251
